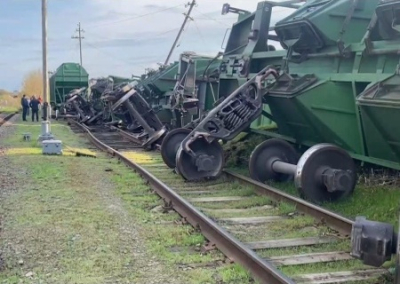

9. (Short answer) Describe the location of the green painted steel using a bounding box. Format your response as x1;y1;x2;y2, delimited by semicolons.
153;53;221;128
357;75;400;164
242;0;400;170
49;63;89;107
135;52;221;128
135;62;179;104
218;1;289;130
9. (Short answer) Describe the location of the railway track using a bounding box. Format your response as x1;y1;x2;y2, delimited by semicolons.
69;121;390;284
0;112;17;128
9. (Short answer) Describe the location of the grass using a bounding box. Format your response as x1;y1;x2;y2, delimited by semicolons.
0;117;257;284
263;180;400;229
0;106;19;113
2;119;89;149
0;155;146;283
0;92;21;114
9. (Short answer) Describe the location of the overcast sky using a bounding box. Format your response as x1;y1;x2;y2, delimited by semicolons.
0;0;295;91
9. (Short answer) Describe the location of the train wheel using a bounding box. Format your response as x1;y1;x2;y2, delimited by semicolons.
249;138;298;183
161;128;191;168
295;144;356;204
175;137;224;181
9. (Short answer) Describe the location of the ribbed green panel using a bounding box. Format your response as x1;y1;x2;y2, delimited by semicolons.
49;63;89;105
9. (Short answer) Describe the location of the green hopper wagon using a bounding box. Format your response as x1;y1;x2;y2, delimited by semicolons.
49;63;89;109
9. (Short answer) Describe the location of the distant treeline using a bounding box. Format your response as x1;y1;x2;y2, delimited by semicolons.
0;69;43;113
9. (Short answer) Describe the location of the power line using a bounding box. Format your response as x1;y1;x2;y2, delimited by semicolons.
71;22;85;66
83;41;148;70
86;3;185;29
192;17;206;46
83;27;181;43
192;6;294;29
192;8;231;28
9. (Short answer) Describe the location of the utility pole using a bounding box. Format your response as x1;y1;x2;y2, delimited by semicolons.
41;0;48;113
164;0;196;65
72;22;84;66
39;0;54;141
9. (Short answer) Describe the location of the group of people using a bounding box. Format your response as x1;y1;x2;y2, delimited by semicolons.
21;94;42;122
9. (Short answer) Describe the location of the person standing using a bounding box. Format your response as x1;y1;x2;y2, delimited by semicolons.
29;96;40;122
21;94;29;121
38;96;43;109
26;96;31;116
38;96;43;114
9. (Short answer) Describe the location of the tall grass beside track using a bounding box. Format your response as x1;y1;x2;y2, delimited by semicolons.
0;92;21;113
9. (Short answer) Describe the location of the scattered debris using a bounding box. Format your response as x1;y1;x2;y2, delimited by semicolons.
25;271;34;278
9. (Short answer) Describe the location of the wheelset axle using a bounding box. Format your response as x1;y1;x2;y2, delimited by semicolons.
249;139;356;204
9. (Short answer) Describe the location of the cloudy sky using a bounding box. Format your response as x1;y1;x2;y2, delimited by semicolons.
0;0;295;91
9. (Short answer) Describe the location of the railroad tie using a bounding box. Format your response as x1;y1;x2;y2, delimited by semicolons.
245;236;337;250
294;268;389;284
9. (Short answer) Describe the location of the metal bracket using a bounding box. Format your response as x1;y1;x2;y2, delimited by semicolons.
201;242;216;253
221;3;250;15
162;200;173;212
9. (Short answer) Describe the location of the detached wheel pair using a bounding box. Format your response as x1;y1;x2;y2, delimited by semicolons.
249;139;356;204
160;128;192;168
160;128;224;180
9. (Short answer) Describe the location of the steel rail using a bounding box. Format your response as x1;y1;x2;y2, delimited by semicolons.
73;120;295;284
224;170;354;235
0;112;18;127
109;126;142;145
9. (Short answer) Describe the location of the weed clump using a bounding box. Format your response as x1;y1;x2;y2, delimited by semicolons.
223;133;266;168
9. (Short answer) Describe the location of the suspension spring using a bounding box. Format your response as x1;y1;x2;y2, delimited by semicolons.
222;102;249;130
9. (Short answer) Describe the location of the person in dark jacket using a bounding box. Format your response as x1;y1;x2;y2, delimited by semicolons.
29;96;40;122
21;94;29;121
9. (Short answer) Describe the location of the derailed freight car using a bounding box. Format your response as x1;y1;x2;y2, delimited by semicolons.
49;62;89;110
173;0;400;205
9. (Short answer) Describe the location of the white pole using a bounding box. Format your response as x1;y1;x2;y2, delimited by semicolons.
40;0;54;141
42;0;48;119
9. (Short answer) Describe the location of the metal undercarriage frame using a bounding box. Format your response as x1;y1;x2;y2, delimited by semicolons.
180;66;278;152
61;88;94;122
174;67;279;180
109;85;167;149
